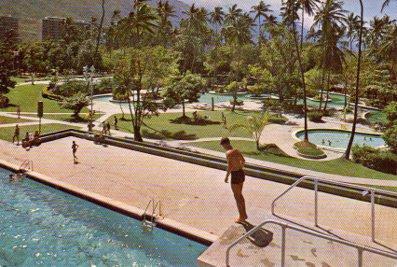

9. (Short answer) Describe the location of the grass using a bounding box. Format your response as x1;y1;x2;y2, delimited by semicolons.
11;76;28;84
0;124;81;142
367;111;388;125
190;140;397;180
106;111;259;140
0;116;30;124
0;84;88;113
23;113;104;123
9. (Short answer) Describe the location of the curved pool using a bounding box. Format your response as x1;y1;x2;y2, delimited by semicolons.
296;129;385;149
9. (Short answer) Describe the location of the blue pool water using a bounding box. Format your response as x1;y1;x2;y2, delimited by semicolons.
296;130;386;149
0;168;206;266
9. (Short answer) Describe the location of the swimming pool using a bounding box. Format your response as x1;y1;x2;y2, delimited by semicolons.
295;129;386;149
0;167;207;266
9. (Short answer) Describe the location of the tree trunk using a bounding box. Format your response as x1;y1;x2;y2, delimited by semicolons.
232;91;237;112
182;101;186;117
301;9;305;50
345;0;364;160
134;125;143;142
293;24;309;142
323;71;331;112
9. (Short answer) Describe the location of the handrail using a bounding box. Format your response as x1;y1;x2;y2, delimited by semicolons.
19;159;33;171
142;199;162;230
271;175;397;242
225;220;397;267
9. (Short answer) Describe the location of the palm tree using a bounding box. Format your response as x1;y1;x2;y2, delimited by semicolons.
210;6;225;35
281;0;309;142
369;15;394;49
251;1;272;43
345;0;364;159
156;0;175;46
225;4;243;25
298;0;320;48
346;12;360;51
377;24;397;81
229;113;271;150
382;0;396;12
311;0;347;110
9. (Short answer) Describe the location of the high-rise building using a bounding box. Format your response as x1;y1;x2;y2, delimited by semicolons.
42;17;65;40
42;17;91;40
0;15;19;41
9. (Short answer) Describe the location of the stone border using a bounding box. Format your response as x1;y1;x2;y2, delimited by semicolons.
0;159;216;246
35;129;397;208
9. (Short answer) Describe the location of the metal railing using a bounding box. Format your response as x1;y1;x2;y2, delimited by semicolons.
225;220;397;267
142;199;162;231
271;175;397;242
19;159;33;171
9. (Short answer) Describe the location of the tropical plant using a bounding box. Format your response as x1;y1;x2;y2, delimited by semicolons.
60;92;89;119
229;112;271;150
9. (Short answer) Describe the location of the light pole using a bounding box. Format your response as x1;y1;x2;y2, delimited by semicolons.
83;65;95;132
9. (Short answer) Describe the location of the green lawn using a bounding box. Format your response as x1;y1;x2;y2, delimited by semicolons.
0;84;88;113
367;111;388;125
23;113;104;123
11;76;28;84
0;116;30;124
0;124;81;142
191;140;397;180
106;111;259;140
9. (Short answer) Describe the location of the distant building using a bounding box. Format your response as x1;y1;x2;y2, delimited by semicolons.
42;17;90;40
42;17;65;40
0;15;19;41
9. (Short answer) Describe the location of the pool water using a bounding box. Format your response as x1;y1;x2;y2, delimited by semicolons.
0;168;207;266
296;130;386;149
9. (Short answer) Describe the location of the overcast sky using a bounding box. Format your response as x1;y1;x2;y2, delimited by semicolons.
180;0;397;27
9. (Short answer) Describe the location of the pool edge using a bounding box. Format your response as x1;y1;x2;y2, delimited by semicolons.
0;158;216;246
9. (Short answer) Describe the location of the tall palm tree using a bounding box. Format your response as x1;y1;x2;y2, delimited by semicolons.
311;0;347;110
298;0;320;48
382;0;396;12
210;6;225;31
281;0;309;141
378;24;397;81
225;4;243;25
156;0;175;46
251;1;272;43
345;0;364;159
369;15;394;49
346;12;360;51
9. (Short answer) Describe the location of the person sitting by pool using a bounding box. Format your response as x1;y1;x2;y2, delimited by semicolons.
22;132;32;149
31;131;41;146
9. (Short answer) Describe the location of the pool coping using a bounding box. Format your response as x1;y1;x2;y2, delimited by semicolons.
0;158;217;246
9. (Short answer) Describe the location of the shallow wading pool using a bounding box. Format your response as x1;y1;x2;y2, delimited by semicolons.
296;129;386;149
0;167;207;266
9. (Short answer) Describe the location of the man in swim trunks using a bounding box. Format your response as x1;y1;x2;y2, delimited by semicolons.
221;137;248;223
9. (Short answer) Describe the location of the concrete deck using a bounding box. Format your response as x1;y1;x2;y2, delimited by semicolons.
1;137;396;265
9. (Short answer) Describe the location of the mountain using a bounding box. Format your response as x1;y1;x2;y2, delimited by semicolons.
0;0;190;41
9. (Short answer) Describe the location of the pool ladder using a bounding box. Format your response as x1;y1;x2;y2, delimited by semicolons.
19;159;33;171
142;199;162;232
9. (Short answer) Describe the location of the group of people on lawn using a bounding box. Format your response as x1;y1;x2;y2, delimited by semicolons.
12;125;41;149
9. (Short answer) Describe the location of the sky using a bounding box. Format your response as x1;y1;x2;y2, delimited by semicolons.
180;0;397;27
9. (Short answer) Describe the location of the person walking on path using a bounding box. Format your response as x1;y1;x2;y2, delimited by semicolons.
72;141;79;164
12;124;20;145
106;121;111;135
220;137;248;223
16;106;21;119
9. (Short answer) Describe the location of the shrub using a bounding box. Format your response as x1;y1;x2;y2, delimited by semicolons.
259;143;289;156
308;110;324;122
352;145;397;175
323;108;338;117
294;141;326;158
0;95;9;108
383;124;397;153
95;78;114;94
142;129;197;140
269;114;288;124
112;86;129;101
52;80;88;97
384;102;397;124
